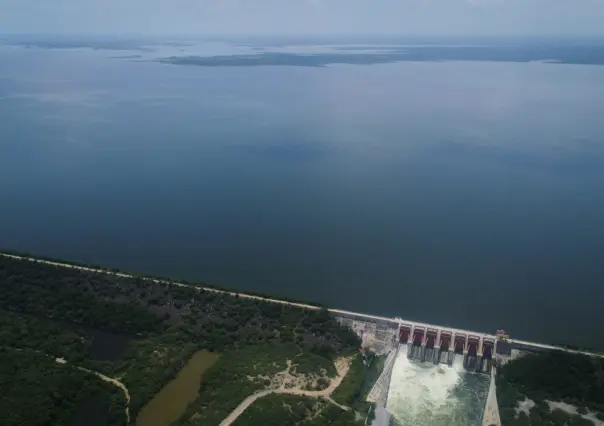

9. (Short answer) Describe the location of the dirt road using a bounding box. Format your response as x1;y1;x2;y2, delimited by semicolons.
54;355;131;423
76;365;131;424
219;357;351;426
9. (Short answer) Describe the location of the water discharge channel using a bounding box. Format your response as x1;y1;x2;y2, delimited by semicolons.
386;344;490;426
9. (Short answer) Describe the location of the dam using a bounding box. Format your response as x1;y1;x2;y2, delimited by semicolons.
399;323;496;374
337;314;500;426
365;339;493;426
338;309;601;426
386;345;491;426
336;312;588;426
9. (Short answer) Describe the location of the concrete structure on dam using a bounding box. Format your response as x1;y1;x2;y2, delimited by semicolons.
398;322;496;373
335;310;603;426
336;311;498;374
335;311;399;356
333;307;603;364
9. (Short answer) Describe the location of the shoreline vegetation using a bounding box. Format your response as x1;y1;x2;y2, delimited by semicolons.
2;249;597;353
497;350;604;426
0;250;377;426
0;248;327;308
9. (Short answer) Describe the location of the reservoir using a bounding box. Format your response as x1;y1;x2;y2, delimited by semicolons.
1;37;604;349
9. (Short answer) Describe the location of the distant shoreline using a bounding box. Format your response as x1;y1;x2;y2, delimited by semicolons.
156;46;604;67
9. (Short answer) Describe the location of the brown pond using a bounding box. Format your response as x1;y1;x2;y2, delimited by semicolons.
136;350;220;426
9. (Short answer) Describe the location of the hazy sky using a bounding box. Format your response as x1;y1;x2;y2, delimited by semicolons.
1;0;603;36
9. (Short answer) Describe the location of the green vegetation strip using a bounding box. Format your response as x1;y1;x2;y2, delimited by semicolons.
332;352;385;405
0;250;326;307
332;355;365;405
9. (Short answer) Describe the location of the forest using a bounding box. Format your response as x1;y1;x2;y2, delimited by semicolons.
0;253;365;425
0;347;127;426
0;309;93;362
497;350;604;426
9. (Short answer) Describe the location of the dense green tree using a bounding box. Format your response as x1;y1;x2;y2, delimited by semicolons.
0;347;127;426
497;350;604;426
0;254;363;425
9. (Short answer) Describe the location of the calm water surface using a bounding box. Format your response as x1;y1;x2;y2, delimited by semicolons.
1;39;604;348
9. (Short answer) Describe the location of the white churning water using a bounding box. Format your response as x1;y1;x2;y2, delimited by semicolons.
386;345;490;426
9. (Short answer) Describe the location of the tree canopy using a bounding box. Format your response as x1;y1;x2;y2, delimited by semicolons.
0;254;362;425
497;350;604;426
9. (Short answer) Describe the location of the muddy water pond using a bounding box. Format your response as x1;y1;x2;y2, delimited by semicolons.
136;350;220;426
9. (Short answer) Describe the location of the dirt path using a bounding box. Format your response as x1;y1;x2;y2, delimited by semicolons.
6;347;131;424
75;365;131;424
53;355;130;423
219;357;351;426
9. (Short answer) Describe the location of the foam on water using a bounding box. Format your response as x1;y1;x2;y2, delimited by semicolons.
452;353;465;373
386;345;490;426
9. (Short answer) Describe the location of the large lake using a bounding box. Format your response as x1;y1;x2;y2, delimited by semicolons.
1;37;603;349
